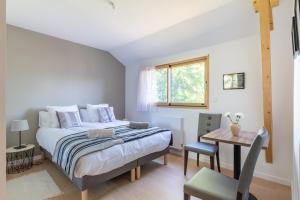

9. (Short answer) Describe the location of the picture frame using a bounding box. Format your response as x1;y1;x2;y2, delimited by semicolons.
293;0;300;55
223;73;245;90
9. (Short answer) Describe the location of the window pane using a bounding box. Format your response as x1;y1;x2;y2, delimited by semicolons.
170;62;205;104
155;68;168;103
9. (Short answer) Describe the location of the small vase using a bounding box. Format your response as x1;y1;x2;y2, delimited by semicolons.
230;123;241;136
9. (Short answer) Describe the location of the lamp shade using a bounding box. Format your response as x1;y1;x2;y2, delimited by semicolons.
11;120;29;132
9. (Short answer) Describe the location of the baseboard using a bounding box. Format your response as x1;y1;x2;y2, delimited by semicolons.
33;151;291;186
169;151;291;186
213;157;291;186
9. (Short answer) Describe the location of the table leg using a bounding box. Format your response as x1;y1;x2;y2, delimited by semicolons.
233;144;241;179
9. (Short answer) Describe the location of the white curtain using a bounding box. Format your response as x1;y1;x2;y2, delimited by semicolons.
137;67;157;112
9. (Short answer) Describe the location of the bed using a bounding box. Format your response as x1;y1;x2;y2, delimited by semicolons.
36;120;172;200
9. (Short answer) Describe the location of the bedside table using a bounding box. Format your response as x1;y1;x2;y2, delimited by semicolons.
6;144;35;174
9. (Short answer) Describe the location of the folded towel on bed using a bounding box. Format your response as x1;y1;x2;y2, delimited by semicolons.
129;121;149;129
87;129;115;139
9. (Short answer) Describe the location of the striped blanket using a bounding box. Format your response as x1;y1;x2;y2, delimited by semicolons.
52;126;168;179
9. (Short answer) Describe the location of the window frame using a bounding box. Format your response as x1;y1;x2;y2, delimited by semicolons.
155;56;209;108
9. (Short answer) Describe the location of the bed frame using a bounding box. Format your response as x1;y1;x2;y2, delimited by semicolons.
40;145;170;200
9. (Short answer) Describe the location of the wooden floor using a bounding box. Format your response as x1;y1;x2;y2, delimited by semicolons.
7;154;291;200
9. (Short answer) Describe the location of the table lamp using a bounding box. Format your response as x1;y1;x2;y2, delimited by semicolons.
11;120;29;149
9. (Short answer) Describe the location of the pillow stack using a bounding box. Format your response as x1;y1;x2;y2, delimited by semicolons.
38;104;117;129
46;105;82;129
86;104;109;122
86;104;116;123
98;107;116;123
39;111;60;128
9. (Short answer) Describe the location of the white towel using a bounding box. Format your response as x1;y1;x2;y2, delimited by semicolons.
87;129;115;139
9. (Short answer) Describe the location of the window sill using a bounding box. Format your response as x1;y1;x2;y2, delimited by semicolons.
156;104;209;109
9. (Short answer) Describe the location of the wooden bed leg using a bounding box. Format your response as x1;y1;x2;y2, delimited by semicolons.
164;154;168;165
41;152;46;160
81;190;88;200
136;166;141;179
130;168;136;182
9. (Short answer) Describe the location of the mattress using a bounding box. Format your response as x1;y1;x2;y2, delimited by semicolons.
36;120;172;178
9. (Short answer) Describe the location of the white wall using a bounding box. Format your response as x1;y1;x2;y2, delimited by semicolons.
292;56;300;199
0;0;6;199
125;0;293;185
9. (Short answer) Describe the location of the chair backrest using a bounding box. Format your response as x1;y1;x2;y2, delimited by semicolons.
237;128;268;199
197;113;222;137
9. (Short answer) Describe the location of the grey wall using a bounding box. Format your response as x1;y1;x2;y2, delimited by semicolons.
6;25;125;149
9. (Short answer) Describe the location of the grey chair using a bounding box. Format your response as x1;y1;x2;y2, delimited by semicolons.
183;128;268;200
184;113;222;175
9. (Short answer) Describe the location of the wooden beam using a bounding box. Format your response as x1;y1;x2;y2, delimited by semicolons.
253;0;279;12
258;0;273;163
252;0;259;12
269;3;274;30
253;0;275;30
270;0;279;7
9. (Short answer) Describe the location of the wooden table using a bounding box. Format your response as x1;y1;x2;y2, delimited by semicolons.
202;128;268;179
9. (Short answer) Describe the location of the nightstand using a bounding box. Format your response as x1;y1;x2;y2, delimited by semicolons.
6;144;35;174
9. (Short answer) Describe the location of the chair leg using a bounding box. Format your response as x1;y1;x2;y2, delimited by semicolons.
210;156;215;170
197;153;200;167
184;193;190;200
216;150;221;172
184;150;189;176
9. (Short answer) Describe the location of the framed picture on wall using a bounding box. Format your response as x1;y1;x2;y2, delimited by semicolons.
293;0;300;55
223;73;245;90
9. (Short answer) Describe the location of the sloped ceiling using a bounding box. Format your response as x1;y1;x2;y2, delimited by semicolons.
7;0;233;50
7;0;258;67
110;0;259;66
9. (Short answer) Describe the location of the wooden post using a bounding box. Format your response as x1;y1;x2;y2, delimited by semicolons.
136;166;141;179
81;190;88;200
254;0;279;163
164;154;168;165
130;168;136;182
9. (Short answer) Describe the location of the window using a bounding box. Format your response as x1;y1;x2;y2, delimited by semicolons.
155;56;209;108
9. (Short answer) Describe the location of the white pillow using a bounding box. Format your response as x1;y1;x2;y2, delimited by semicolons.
57;111;82;128
87;104;109;122
39;111;60;128
98;107;116;123
79;109;90;122
46;105;81;124
46;105;79;113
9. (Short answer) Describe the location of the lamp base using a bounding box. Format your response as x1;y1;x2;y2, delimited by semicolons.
14;145;27;150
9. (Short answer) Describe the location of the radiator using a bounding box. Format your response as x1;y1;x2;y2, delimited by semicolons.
151;115;184;150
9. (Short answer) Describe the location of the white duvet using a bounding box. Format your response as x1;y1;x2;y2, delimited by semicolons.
36;120;171;178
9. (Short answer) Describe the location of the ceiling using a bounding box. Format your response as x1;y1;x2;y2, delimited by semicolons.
6;0;234;51
110;0;259;66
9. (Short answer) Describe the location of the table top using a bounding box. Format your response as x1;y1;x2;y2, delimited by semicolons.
202;129;269;149
6;144;35;153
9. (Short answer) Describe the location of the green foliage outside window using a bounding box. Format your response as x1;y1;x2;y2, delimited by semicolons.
155;68;168;103
155;58;207;106
171;63;205;103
